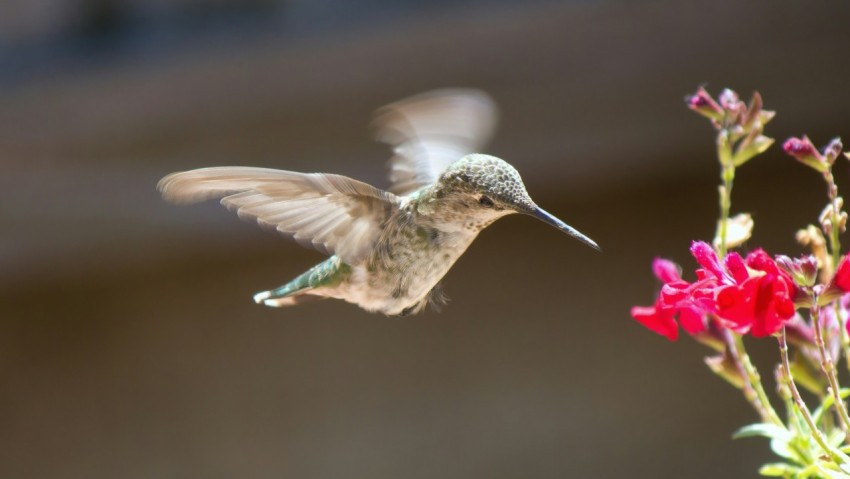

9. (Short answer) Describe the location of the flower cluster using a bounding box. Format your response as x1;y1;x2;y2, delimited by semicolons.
631;86;850;478
632;242;797;340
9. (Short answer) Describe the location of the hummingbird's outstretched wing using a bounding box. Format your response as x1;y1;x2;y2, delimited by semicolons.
158;167;398;264
374;88;498;196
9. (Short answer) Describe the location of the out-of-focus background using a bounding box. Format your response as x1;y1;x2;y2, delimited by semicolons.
3;1;850;477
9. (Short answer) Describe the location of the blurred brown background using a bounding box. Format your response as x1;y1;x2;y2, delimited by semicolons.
3;0;850;477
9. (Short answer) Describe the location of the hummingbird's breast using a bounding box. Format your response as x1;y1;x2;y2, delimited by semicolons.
341;200;485;315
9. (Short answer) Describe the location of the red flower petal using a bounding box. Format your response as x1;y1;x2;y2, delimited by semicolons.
634;244;796;341
834;256;850;292
660;281;691;303
678;306;707;335
690;241;727;281
652;258;682;284
724;252;749;284
746;249;780;276
631;305;678;341
715;274;796;337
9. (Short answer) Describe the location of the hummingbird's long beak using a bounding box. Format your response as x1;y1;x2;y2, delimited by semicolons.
527;206;601;251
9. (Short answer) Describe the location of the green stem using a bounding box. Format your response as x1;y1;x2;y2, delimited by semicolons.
838;301;850;377
778;328;850;465
823;170;850;373
811;300;850;442
716;131;735;259
825;170;842;275
730;332;784;426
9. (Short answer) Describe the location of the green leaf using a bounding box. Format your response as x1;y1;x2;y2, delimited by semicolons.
759;463;797;477
815;463;850;479
770;436;801;462
734;423;791;440
798;464;820;479
733;135;774;166
759;462;797;476
790;355;828;397
734;423;803;462
813;389;850;425
829;429;847;449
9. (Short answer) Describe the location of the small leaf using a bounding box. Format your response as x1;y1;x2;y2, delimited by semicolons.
814;389;850;425
790;355;828;397
798;464;822;479
759;463;798;476
770;436;799;462
829;429;847;449
714;213;754;250
815;463;850;479
734;135;775;166
734;423;801;462
734;423;791;440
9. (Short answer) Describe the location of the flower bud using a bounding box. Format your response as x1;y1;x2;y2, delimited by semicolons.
784;136;827;172
733;134;774;166
686;87;723;121
820;203;835;234
799;255;819;285
705;352;745;389
740;91;762;130
796;225;829;282
718;88;741;111
775;254;818;287
824;137;843;165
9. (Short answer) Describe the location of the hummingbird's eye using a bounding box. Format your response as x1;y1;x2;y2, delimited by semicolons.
478;195;494;208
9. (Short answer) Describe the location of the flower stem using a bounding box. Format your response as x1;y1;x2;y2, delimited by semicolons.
727;331;783;426
716;131;735;259
823;169;850;373
811;300;850;441
778;327;849;465
825;169;842;276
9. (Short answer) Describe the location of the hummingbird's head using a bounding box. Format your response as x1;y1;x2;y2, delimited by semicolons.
439;154;600;250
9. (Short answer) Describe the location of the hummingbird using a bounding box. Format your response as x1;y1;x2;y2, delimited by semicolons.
158;89;599;316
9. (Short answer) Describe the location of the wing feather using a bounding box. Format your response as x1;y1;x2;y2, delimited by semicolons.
158;167;398;263
373;89;499;195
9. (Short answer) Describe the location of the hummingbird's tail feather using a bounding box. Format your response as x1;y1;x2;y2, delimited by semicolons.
253;256;347;309
254;289;325;307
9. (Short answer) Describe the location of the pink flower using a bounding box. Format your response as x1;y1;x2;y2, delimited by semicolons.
630;258;707;341
715;272;796;337
632;242;798;340
686;87;724;121
783;136;828;172
833;255;850;292
709;248;797;337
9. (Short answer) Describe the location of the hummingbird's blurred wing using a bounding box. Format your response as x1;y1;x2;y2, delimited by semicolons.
158;167;398;263
374;89;498;196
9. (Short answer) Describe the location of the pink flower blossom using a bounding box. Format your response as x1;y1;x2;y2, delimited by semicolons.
632;242;798;340
833;255;850;292
630;258;707;341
